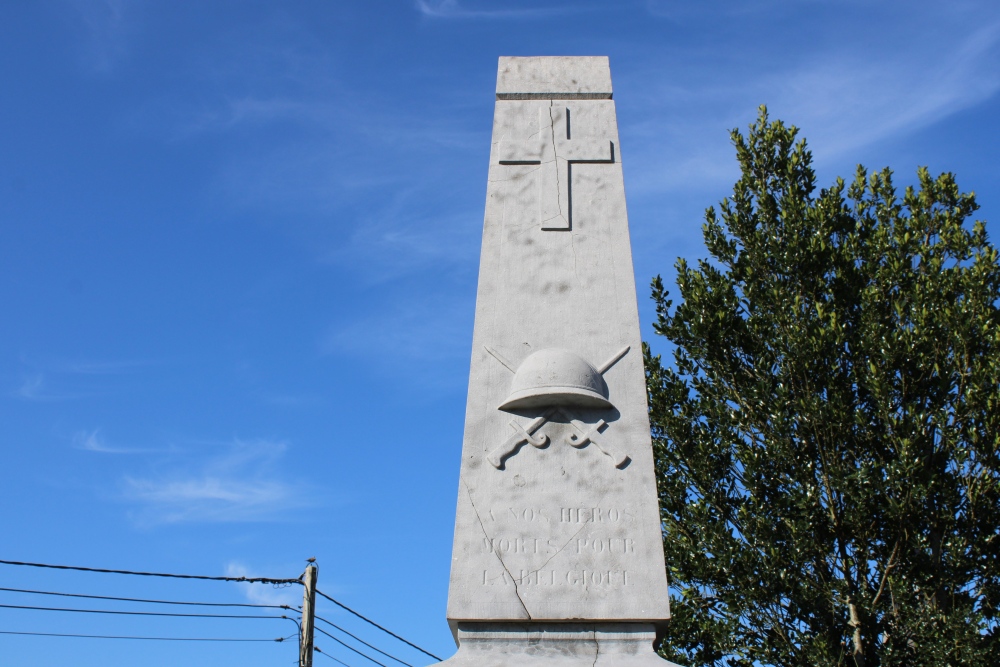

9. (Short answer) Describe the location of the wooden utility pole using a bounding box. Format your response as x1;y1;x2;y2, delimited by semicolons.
300;563;318;667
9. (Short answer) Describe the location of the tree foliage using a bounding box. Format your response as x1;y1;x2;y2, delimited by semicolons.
646;107;1000;667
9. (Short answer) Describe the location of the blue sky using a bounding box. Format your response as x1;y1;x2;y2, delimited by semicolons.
1;1;998;665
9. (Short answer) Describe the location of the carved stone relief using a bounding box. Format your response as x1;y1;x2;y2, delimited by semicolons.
484;345;630;469
497;103;615;231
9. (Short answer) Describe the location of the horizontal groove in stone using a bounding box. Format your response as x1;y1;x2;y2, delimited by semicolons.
496;92;613;100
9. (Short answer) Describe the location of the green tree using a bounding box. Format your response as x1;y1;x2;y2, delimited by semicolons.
646;107;1000;667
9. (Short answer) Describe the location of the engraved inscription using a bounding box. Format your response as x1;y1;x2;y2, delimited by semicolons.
482;536;635;556
482;538;558;555
486;507;550;522
559;507;635;523
482;569;631;587
575;538;634;554
487;506;633;523
507;507;545;522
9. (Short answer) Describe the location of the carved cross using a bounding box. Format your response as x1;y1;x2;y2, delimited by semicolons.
498;104;615;231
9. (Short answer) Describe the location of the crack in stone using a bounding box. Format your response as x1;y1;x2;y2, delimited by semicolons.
591;629;600;667
521;490;610;577
461;476;532;620
548;102;566;227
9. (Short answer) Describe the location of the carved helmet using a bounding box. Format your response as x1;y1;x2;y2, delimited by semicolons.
499;348;611;411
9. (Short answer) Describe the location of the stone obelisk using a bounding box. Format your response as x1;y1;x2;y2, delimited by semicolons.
441;57;678;666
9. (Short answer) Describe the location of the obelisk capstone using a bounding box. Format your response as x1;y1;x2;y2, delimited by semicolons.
440;57;679;666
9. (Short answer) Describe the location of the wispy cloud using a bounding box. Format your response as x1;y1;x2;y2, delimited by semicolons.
324;299;471;363
765;22;1000;161
179;96;336;137
644;0;837;21
621;17;1000;198
416;0;577;20
123;439;311;524
67;0;132;73
124;30;344;139
14;374;45;400
9;357;163;401
326;204;481;285
259;392;324;408
10;372;96;401
202;96;487;282
126;477;292;520
322;297;473;393
117;23;487;282
59;358;166;375
73;429;169;454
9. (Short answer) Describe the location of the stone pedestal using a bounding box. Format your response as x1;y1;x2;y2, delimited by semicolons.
440;56;678;666
443;624;677;667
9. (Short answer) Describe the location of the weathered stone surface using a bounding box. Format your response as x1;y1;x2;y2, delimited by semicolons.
441;624;682;667
440;56;673;665
496;56;613;99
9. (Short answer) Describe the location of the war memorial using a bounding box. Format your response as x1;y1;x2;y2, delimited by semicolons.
436;56;681;667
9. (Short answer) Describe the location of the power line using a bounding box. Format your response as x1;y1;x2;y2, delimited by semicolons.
0;586;292;610
0;559;300;585
315;589;441;661
0;603;296;624
315;626;386;667
0;630;294;642
0;559;439;661
315;646;355;667
315;615;414;667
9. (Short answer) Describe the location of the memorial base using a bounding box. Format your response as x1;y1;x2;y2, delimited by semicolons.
437;623;683;667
